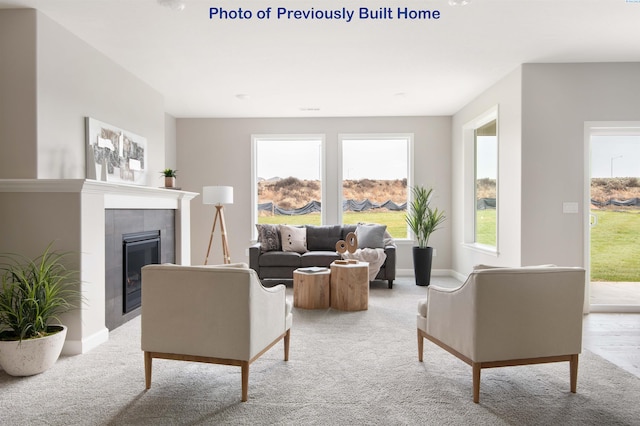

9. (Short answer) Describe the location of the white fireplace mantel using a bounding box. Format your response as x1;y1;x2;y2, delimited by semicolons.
1;178;198;206
0;179;199;355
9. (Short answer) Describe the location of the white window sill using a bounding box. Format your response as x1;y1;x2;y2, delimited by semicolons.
462;242;499;256
393;238;415;246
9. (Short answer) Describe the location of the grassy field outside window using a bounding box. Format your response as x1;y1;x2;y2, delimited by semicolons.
259;208;640;282
259;211;407;239
590;209;640;282
475;209;496;247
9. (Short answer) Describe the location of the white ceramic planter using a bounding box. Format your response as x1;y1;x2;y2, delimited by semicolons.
0;325;67;376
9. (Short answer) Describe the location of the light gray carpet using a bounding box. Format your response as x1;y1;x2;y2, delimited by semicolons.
2;277;639;425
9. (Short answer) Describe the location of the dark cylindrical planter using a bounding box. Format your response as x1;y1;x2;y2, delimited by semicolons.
413;246;433;286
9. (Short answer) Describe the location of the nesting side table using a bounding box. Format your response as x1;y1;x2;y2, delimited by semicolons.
293;268;331;309
330;261;369;311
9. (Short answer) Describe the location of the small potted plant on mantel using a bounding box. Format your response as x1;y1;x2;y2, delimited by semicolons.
405;185;446;286
0;243;80;376
161;168;178;188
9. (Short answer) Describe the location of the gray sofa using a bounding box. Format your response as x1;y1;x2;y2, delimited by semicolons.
249;224;396;288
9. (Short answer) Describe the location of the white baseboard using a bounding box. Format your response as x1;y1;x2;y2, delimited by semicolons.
396;268;414;277
589;304;640;313
450;270;467;282
62;327;110;355
397;269;461;279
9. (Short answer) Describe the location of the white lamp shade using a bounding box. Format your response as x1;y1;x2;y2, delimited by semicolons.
203;186;233;205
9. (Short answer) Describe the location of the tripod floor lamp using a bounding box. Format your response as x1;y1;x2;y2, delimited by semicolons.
203;186;233;265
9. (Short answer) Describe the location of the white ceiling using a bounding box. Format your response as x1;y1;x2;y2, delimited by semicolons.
2;0;640;118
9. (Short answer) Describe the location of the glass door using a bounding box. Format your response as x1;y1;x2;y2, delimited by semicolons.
588;127;640;312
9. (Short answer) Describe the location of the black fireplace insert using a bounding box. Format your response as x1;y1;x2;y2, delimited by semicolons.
123;230;160;313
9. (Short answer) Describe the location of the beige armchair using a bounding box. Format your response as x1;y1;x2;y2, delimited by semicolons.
417;266;585;403
141;263;292;402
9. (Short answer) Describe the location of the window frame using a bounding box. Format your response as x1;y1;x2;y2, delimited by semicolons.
251;134;326;239
463;106;499;254
337;133;414;240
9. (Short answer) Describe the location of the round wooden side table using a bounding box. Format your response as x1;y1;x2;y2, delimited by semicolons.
293;268;331;309
330;261;369;311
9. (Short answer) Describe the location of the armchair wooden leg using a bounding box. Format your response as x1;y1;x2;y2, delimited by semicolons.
284;329;291;362
417;329;424;362
144;351;152;389
472;362;481;403
570;354;579;393
241;361;249;402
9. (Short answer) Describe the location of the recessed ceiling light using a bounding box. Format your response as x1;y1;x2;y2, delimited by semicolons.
394;92;407;97
300;107;320;111
235;94;250;100
157;0;186;11
448;0;471;5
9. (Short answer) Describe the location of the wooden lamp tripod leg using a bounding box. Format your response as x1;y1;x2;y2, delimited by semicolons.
204;205;231;265
218;205;231;264
204;207;220;265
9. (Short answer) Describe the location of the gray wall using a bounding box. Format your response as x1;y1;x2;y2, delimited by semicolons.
0;9;38;178
165;113;178;171
451;66;523;275
520;63;640;268
0;9;167;182
0;6;168;271
0;191;83;342
35;10;166;181
176;116;452;271
451;62;640;278
0;9;169;349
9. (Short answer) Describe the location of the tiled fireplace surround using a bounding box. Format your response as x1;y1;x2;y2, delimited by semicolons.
105;209;175;331
0;180;198;355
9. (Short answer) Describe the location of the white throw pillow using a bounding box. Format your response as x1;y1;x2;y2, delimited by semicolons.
279;224;307;253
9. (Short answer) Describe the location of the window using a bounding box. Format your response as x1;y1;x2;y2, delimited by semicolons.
339;134;412;239
475;120;497;247
588;125;640;289
463;107;498;252
252;135;324;231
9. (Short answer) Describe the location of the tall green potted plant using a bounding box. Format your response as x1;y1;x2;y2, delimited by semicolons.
0;243;80;376
405;186;446;286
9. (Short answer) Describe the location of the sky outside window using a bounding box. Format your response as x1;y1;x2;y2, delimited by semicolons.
342;139;408;180
257;139;322;180
591;135;640;178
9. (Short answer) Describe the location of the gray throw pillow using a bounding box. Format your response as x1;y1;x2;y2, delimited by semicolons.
256;224;281;252
355;223;387;249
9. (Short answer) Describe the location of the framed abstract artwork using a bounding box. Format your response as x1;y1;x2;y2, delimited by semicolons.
85;117;147;185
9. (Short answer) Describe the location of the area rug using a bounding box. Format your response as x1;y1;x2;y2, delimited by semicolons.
1;277;639;425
